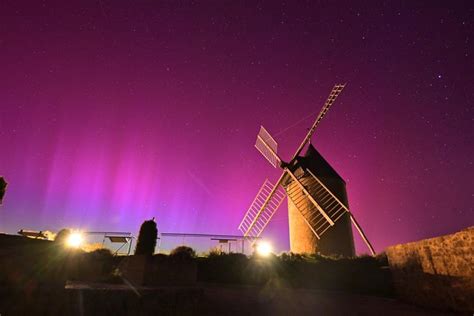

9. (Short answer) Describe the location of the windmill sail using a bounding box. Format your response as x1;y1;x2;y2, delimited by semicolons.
238;178;286;238
255;126;281;168
292;84;345;159
285;168;349;238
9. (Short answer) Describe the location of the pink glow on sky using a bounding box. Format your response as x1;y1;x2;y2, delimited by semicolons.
0;1;473;253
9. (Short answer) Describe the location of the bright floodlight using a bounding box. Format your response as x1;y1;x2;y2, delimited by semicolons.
256;241;272;257
66;232;83;248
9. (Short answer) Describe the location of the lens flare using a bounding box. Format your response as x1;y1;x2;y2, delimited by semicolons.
66;232;83;248
256;241;272;257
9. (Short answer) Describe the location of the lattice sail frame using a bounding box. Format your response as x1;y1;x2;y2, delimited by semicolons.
292;84;346;159
238;178;286;238
240;167;375;255
238;167;346;242
284;168;348;239
285;167;375;255
255;126;281;168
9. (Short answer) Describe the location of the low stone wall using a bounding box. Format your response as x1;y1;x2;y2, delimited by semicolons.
386;226;474;313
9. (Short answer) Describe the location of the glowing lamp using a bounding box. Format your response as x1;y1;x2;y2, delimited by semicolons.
66;232;83;248
255;241;272;257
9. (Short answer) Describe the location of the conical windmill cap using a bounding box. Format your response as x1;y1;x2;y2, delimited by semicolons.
298;144;346;184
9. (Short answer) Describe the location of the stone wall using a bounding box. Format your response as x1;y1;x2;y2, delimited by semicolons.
386;226;474;313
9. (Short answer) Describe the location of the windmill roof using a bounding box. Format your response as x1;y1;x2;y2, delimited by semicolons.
297;144;345;183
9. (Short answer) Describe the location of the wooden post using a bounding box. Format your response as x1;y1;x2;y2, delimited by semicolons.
349;213;376;256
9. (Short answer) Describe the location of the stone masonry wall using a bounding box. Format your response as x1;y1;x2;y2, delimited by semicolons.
386;226;474;313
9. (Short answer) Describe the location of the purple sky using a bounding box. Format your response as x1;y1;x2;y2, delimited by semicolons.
0;1;473;253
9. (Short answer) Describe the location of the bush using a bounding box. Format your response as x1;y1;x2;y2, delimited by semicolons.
170;246;196;260
87;248;113;260
206;247;224;257
54;228;71;245
278;252;307;263
197;252;250;284
78;248;116;280
134;219;157;256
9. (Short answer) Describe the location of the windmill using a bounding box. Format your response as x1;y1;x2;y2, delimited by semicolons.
238;84;375;256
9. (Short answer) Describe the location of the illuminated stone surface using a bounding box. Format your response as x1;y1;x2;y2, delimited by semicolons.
386;226;474;312
286;145;355;256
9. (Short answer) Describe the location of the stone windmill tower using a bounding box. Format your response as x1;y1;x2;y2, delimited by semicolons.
238;84;375;257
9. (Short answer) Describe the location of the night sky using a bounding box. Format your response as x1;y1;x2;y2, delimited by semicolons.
1;1;473;253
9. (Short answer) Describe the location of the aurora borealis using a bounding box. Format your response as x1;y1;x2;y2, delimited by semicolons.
1;1;472;253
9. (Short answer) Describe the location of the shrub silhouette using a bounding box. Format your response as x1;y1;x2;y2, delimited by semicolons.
54;228;71;245
134;219;157;255
83;248;115;277
88;248;113;259
170;246;196;260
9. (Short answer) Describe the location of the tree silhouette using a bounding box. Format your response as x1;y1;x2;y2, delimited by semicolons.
134;218;157;256
0;177;7;204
